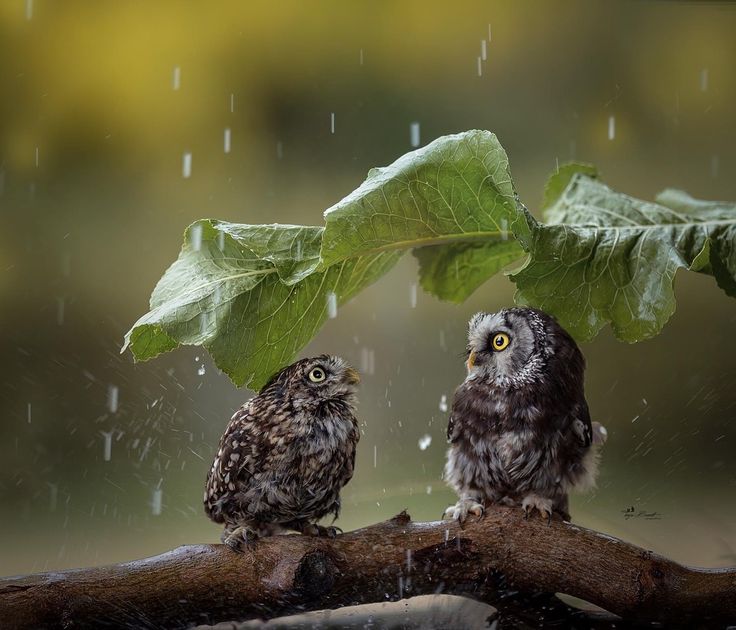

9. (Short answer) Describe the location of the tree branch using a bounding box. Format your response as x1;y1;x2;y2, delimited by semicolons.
1;508;734;629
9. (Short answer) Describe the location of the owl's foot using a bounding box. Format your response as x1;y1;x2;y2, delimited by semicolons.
301;523;342;539
522;494;553;524
285;520;342;538
221;525;259;552
443;498;484;525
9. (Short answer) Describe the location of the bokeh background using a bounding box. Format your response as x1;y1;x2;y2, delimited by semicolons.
1;0;735;581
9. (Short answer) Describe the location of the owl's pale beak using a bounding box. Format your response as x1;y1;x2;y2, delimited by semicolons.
344;367;361;385
466;351;476;372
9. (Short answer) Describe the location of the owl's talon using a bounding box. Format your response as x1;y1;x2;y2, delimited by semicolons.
293;522;342;538
222;525;258;552
444;498;484;525
521;494;554;522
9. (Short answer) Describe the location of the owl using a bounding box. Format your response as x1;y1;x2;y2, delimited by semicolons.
204;355;361;550
444;307;606;523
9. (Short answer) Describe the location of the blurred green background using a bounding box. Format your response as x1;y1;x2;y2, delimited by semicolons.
1;0;735;578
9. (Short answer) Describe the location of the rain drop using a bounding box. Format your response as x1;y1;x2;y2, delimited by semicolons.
223;128;231;154
439;395;448;413
326;292;338;319
190;223;203;251
182;152;192;178
410;122;421;148
198;364;206;376
418;434;432;450
102;431;113;462
151;487;163;516
107;385;119;414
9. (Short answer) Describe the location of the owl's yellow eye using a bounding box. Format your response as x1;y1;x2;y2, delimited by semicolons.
491;333;510;351
308;367;326;383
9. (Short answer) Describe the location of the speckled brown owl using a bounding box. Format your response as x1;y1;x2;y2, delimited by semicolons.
204;355;361;550
444;307;606;523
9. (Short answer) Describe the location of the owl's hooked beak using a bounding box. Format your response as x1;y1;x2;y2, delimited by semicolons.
466;351;476;373
343;367;361;385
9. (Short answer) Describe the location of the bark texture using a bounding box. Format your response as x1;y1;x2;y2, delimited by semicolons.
1;508;734;629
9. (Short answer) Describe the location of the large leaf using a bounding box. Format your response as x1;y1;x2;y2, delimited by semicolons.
511;173;736;342
123;219;400;389
320;129;530;301
125;132;736;389
656;189;736;298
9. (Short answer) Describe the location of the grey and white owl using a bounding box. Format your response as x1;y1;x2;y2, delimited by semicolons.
204;355;361;550
444;307;606;523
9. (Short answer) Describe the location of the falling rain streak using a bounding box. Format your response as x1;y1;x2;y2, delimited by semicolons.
700;68;709;92
27;403;32;424
151;488;163;516
477;57;482;77
481;40;487;61
182;152;192;178
102;431;113;462
25;0;33;20
439;394;448;413
409;283;418;308
608;116;616;141
56;297;65;325
107;385;119;414
172;66;181;91
410;122;421;148
223;128;231;153
330;112;336;134
327;292;338;318
190;223;203;251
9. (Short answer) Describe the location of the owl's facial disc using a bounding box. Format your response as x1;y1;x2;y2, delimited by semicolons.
301;356;360;403
466;310;537;382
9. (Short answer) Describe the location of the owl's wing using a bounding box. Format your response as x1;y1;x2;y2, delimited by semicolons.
570;400;594;447
204;401;261;521
446;412;457;442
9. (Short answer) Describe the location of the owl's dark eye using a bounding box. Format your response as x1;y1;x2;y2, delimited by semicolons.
308;367;326;383
491;333;510;351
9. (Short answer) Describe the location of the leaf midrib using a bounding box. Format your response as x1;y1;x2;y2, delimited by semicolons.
323;229;516;261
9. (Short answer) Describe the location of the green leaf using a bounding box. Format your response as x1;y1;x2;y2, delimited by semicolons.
320;130;531;266
511;174;736;342
656;189;736;297
123;219;400;389
541;161;598;210
124;130;736;388
414;240;524;303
